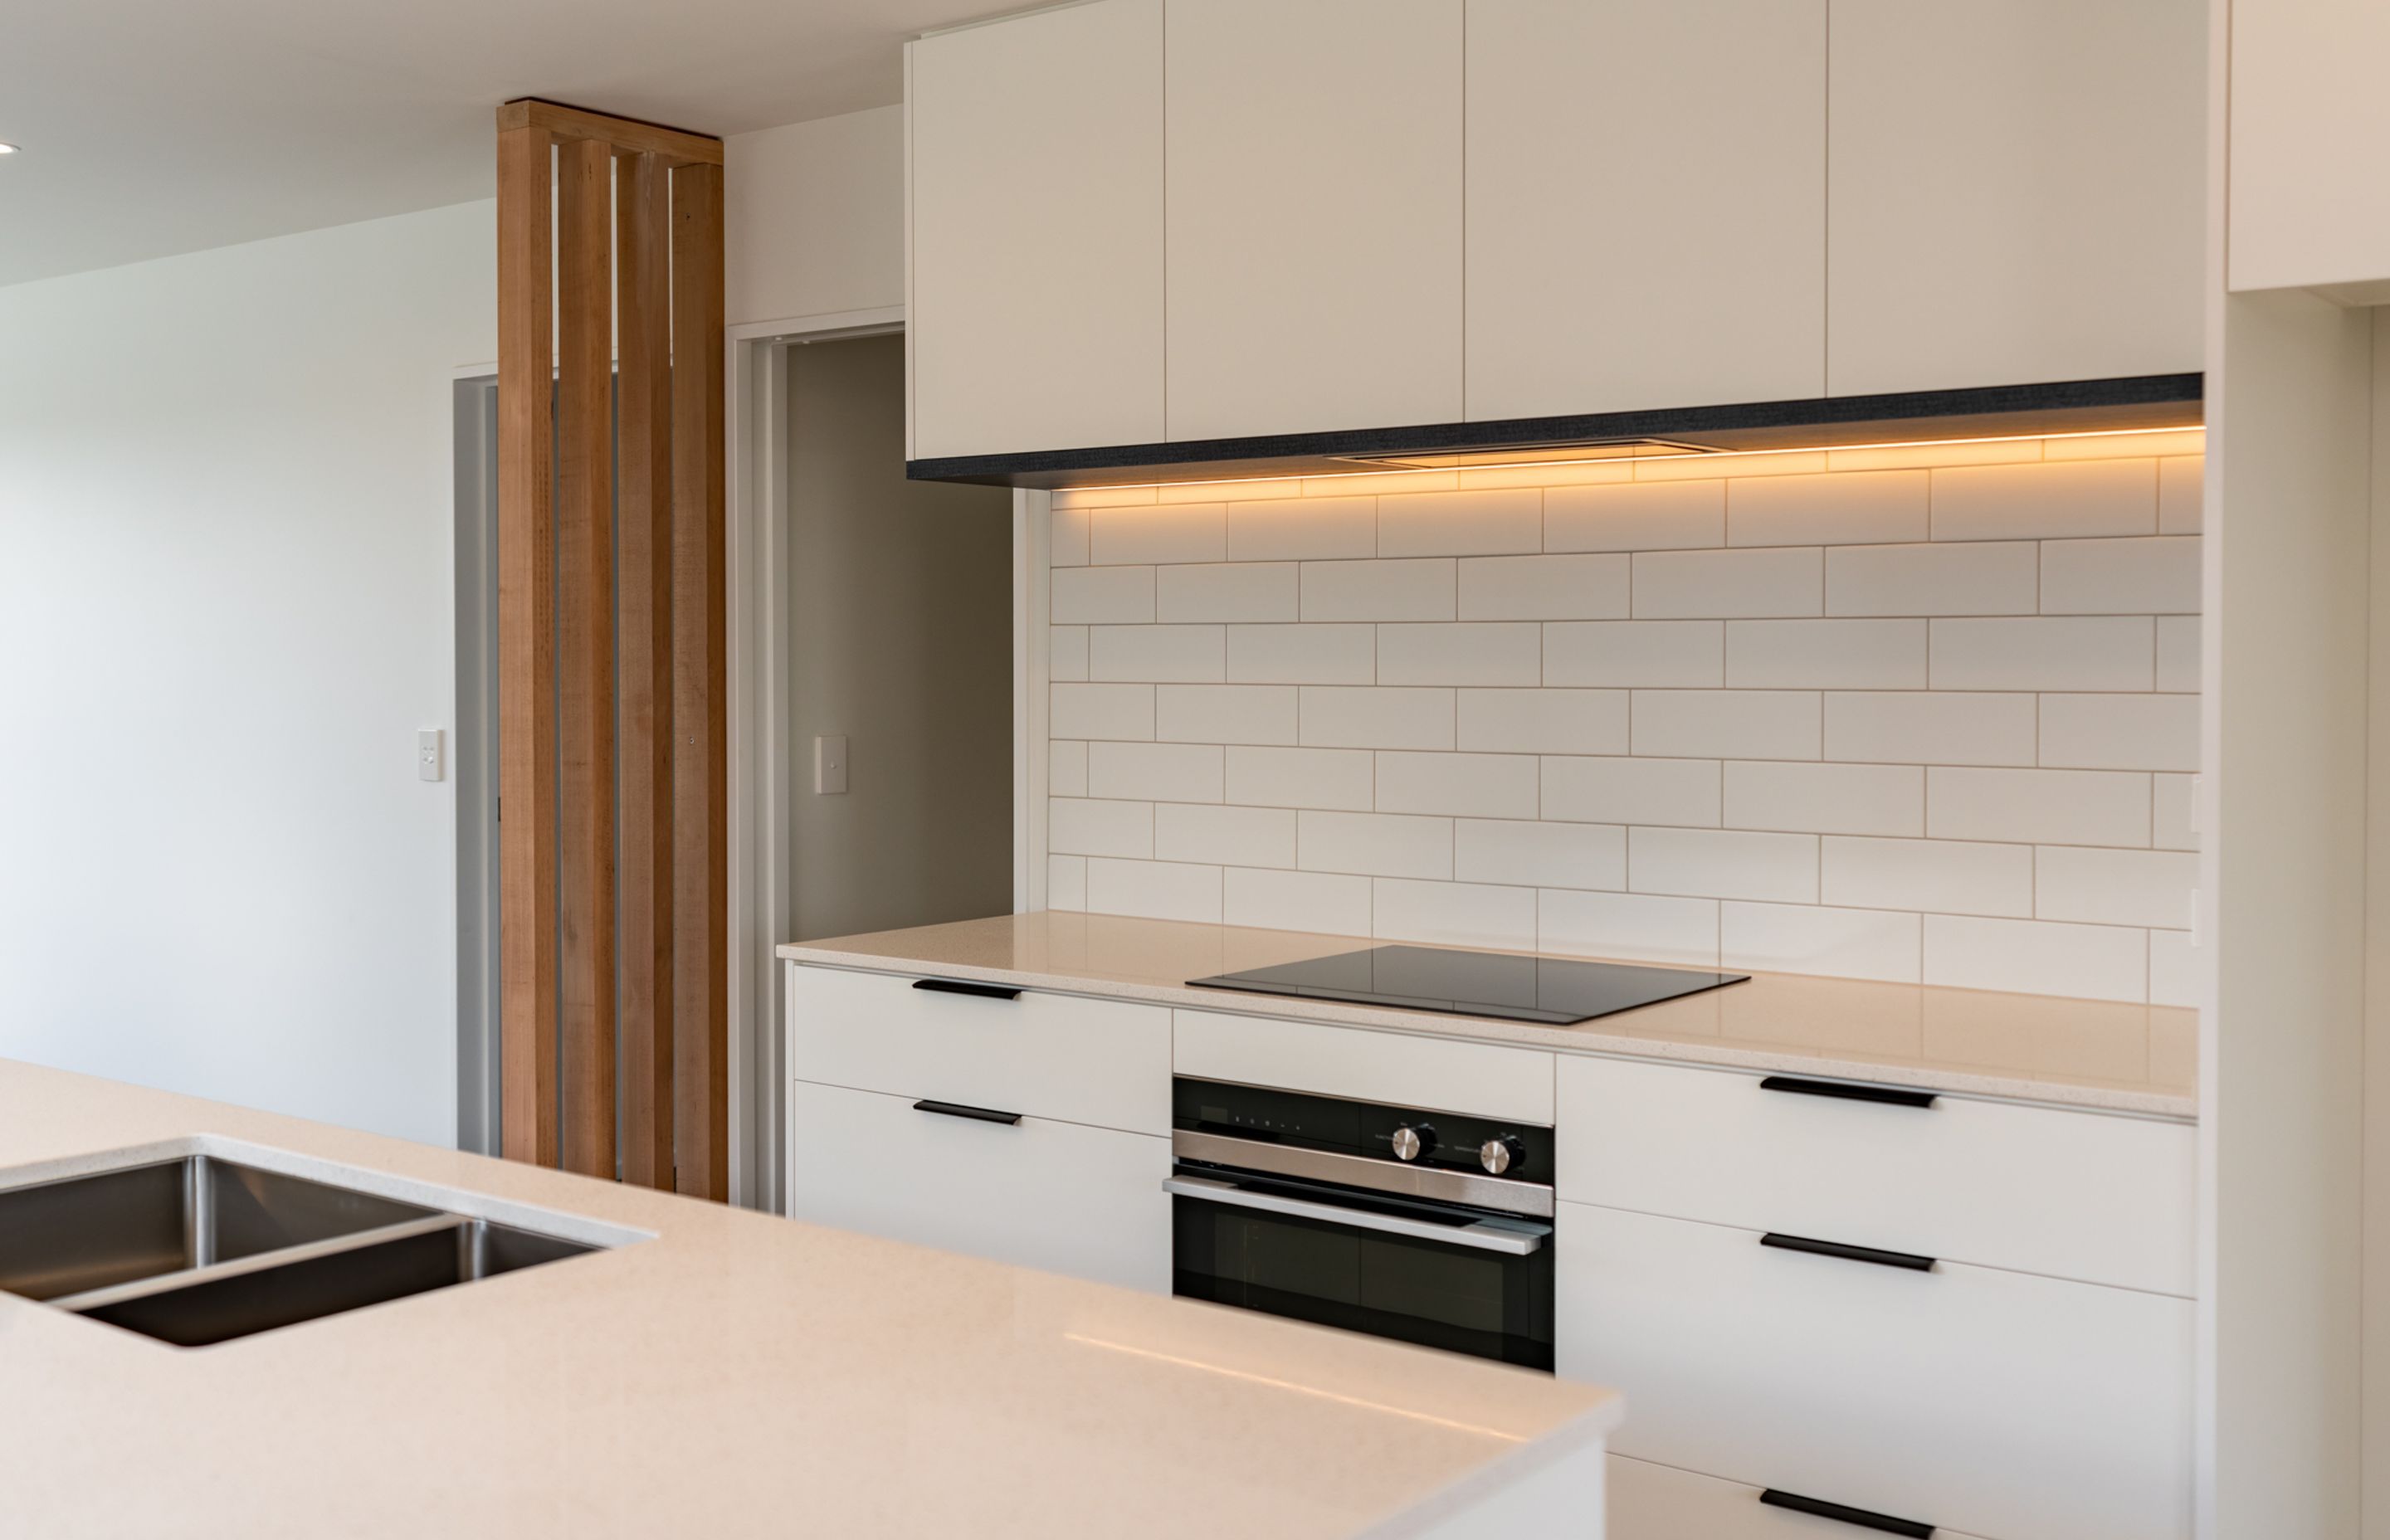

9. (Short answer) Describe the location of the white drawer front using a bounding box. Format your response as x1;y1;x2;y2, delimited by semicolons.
788;963;1169;1133
1555;1055;2194;1295
786;1079;1171;1294
1609;1455;1992;1540
1558;1202;2192;1540
1173;1009;1554;1124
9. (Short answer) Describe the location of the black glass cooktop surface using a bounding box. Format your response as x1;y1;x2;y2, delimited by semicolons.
1187;945;1749;1026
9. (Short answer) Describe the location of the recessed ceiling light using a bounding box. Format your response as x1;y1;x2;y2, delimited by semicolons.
0;144;18;155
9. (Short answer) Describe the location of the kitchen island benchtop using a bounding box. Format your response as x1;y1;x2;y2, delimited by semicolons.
780;911;2197;1118
0;1057;1617;1539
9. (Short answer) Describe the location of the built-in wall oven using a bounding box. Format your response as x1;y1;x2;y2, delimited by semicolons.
1167;1077;1555;1371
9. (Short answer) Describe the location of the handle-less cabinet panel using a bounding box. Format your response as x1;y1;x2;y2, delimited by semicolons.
1164;0;1465;441
906;0;1165;460
1173;1009;1554;1126
1555;1056;2195;1295
2227;0;2390;291
787;1080;1171;1293
1559;1202;2193;1540
788;963;1171;1134
1824;0;2204;397
1464;0;1827;421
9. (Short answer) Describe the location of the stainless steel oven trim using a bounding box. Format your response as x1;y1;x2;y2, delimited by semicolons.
1161;1176;1550;1256
1171;1128;1555;1219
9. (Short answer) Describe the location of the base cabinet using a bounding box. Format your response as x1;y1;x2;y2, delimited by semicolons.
786;1079;1171;1294
1558;1202;2192;1540
1608;1454;1992;1540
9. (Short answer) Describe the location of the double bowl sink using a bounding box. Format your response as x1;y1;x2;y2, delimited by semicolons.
0;1153;610;1347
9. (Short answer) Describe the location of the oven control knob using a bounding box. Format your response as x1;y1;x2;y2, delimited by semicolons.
1479;1135;1524;1176
1390;1123;1436;1162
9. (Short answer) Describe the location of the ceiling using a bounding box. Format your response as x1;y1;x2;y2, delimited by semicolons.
0;0;1012;289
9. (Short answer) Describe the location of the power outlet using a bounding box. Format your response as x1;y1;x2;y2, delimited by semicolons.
417;729;446;782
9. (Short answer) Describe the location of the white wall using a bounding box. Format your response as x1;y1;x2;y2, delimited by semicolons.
0;199;495;1146
1045;436;2205;1004
726;105;904;328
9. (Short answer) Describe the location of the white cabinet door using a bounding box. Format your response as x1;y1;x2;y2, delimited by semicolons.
2228;0;2390;291
1608;1455;1996;1540
1558;1201;2194;1540
1164;0;1464;441
1825;0;2205;396
787;1079;1173;1294
907;0;1164;460
1465;0;1826;421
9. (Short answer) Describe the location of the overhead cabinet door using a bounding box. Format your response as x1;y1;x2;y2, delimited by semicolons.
1465;0;1827;422
1165;0;1465;441
1825;0;2205;397
907;0;1165;461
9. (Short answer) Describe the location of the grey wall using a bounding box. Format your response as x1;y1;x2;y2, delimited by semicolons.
787;333;1013;941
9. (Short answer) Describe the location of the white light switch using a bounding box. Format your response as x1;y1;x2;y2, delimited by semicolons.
814;734;849;795
417;729;446;782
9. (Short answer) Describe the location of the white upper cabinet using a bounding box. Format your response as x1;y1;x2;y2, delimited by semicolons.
1825;0;2205;397
906;0;1164;461
1465;0;1827;421
2228;0;2390;292
1164;0;1465;441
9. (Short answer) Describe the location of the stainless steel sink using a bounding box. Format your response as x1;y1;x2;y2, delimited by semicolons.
0;1153;610;1346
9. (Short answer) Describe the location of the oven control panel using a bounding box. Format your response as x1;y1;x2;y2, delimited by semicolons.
1172;1078;1554;1186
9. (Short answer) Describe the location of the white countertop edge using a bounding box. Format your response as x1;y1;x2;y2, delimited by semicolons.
1351;1401;1624;1538
777;943;2197;1123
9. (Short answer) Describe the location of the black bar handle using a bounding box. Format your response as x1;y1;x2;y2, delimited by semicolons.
912;1099;1023;1127
1760;1489;1934;1538
1761;1231;1936;1273
1760;1075;1936;1109
911;977;1022;1001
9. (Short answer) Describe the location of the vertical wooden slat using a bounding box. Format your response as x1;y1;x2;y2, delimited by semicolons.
556;135;617;1179
496;122;558;1167
670;161;729;1201
617;149;676;1190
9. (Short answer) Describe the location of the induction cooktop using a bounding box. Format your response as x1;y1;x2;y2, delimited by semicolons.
1187;945;1749;1026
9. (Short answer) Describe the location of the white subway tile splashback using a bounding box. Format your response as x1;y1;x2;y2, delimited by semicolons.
1727;470;1929;548
1299;686;1456;751
1458;554;1630;620
1157;563;1299;623
1539;889;1721;967
1373;751;1540;819
1089;503;1227;565
1632;690;1821;760
1929;459;2157;541
1085;742;1224;803
1545;480;1724;553
1721;901;1923;984
1225;746;1375;811
1634;547;1823;619
1924;914;2148;1003
1724;619;1926;690
1544;756;1723;829
1724;761;1924;837
1157;685;1299;746
1630;826;1820;904
1926;767;2153;849
1377;622;1542;685
1156;803;1296;869
1298;811;1453;880
1929;616;2154;691
1372;878;1538;950
1454;818;1626;891
1050;442;2206;1001
1456;689;1629;756
1376;488;1543;557
1051;564;1155;624
1225;866;1371;934
1226;624;1376;684
1227;496;1375;561
1825;542;2038;616
1300;558;1456;621
1545;621;1724;688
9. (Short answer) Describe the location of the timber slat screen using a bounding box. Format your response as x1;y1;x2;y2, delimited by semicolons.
495;99;728;1198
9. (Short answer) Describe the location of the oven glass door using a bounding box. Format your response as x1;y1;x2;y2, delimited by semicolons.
1169;1167;1555;1371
